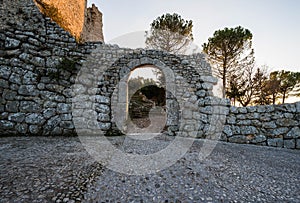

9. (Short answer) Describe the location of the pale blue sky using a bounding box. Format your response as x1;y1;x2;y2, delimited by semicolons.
88;0;300;72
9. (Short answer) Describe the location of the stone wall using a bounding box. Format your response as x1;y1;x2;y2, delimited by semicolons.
73;47;227;137
33;0;104;42
33;0;86;41
1;0;299;150
0;0;101;135
222;103;300;149
81;4;104;42
1;0;226;138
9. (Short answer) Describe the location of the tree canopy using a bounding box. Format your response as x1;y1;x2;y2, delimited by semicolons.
268;70;300;104
203;26;254;98
145;13;193;54
227;68;300;106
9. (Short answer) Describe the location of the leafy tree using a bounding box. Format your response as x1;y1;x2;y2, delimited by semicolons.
203;26;254;98
293;83;300;97
145;13;193;54
293;70;300;97
227;67;300;106
264;76;280;105
269;70;300;103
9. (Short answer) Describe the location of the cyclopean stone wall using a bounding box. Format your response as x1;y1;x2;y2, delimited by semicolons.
72;47;228;138
33;0;87;41
0;0;227;139
221;103;300;149
0;0;101;135
0;0;299;149
33;0;104;42
1;0;104;43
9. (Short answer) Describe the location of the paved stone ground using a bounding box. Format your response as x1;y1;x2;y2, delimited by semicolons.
0;136;299;203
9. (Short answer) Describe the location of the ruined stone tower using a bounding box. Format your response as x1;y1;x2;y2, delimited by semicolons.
33;0;104;42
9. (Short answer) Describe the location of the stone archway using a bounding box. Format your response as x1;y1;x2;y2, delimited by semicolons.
127;66;166;129
112;60;178;135
72;47;222;138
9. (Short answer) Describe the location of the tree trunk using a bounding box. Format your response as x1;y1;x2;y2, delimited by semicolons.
222;61;227;98
222;77;226;98
282;91;286;104
222;56;227;98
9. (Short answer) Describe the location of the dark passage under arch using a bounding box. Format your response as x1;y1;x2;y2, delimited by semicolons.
129;85;166;128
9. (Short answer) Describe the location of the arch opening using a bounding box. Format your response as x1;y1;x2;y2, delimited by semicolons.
126;66;167;131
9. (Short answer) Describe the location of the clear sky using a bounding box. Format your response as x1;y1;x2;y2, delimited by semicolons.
87;0;300;72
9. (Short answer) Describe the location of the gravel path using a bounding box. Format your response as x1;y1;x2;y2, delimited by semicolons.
0;136;299;203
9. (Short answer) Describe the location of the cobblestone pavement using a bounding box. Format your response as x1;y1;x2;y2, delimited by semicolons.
0;136;299;203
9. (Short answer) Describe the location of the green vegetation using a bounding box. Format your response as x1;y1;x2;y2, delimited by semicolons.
267;70;300;104
226;67;300;106
200;25;300;105
145;13;193;54
203;26;255;98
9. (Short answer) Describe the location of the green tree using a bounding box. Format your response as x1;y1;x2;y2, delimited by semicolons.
293;83;300;97
293;70;300;97
264;76;280;105
145;13;193;54
269;70;300;103
203;26;254;98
